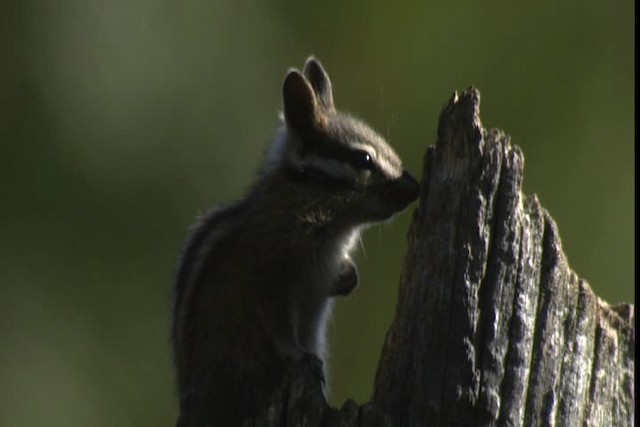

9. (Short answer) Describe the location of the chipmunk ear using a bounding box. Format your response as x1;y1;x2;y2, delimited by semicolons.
282;69;323;135
303;57;335;112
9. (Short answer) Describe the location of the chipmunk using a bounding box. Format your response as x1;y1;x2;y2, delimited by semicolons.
172;57;419;426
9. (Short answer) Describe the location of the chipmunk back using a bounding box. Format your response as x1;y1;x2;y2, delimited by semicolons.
172;57;419;425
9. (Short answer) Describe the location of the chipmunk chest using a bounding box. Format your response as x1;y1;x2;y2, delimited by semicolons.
290;264;336;355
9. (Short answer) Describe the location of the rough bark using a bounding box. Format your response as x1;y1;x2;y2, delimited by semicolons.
248;88;635;426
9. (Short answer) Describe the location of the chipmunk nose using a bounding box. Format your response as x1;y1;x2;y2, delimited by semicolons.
397;170;420;204
360;169;420;222
385;170;420;214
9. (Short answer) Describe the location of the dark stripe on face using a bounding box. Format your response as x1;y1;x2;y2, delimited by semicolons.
300;131;378;175
283;162;353;189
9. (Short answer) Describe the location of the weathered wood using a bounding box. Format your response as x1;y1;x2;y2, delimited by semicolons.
249;88;635;426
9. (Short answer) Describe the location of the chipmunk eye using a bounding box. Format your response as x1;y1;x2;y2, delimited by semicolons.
349;150;373;170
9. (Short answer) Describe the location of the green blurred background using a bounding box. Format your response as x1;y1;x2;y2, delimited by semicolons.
1;1;634;425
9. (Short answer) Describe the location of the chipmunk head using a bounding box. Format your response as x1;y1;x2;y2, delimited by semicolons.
267;57;419;227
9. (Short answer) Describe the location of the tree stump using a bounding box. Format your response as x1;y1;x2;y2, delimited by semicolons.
249;88;635;427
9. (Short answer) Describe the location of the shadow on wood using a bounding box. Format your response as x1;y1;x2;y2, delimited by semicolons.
248;88;635;427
